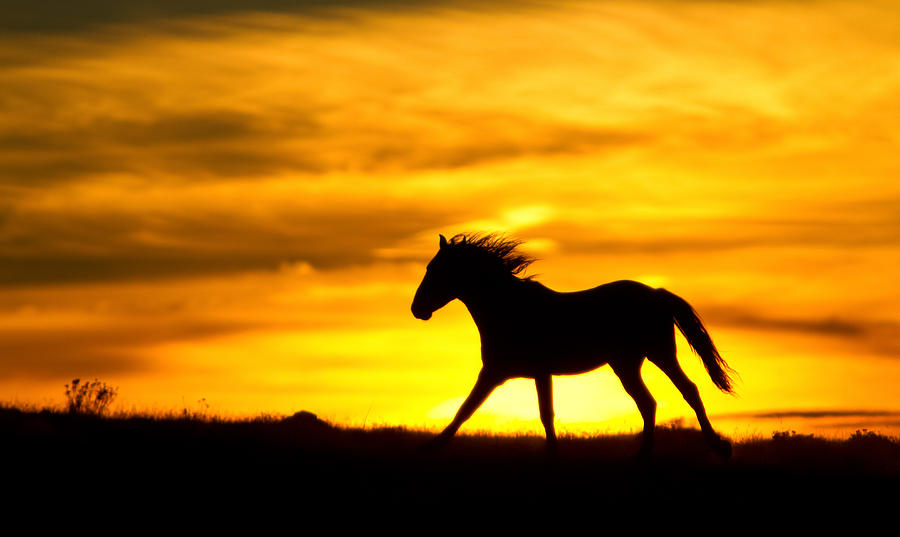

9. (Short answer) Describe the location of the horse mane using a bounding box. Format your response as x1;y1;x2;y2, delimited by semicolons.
448;233;537;280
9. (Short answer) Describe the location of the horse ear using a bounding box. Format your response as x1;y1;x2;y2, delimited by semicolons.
439;234;448;249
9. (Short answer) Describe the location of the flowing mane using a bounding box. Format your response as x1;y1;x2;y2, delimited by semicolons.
448;233;536;280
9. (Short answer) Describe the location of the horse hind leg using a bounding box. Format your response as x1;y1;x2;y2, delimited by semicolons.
610;359;656;460
648;351;732;459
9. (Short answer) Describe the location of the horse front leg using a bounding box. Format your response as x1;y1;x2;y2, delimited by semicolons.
420;369;502;453
535;374;558;456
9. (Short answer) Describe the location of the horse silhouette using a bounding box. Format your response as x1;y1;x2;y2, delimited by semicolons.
411;233;736;458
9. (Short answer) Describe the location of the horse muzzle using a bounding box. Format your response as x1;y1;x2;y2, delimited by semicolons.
411;304;432;320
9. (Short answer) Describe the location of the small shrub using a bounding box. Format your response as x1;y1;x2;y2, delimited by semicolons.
772;429;814;441
848;428;897;449
849;428;878;441
181;397;212;420
64;378;118;416
659;417;687;430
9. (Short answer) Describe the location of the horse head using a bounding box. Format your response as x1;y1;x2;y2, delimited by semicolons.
411;232;535;320
411;235;458;320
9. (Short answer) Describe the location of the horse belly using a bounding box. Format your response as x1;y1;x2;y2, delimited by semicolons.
542;323;638;375
481;301;653;377
550;356;608;376
503;334;612;376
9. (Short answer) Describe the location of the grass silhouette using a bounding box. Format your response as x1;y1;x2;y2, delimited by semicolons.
3;403;898;517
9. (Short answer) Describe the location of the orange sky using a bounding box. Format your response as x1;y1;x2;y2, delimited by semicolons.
2;1;899;437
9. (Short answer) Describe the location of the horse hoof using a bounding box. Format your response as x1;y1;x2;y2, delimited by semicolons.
418;435;449;455
545;442;559;459
714;437;732;459
633;444;653;463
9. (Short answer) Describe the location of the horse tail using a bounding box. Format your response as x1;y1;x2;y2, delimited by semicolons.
659;289;737;394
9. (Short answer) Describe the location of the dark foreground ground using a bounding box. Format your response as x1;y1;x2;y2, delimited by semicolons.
3;407;898;523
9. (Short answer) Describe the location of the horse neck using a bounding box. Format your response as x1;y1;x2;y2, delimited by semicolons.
457;275;526;330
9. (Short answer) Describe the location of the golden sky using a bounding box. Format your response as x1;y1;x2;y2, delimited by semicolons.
2;0;899;437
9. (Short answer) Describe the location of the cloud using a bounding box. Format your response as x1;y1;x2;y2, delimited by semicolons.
4;0;898;191
0;0;494;34
712;410;900;434
0;186;469;285
712;409;900;434
0;319;257;379
0;105;648;184
521;208;900;256
0;259;429;381
705;310;863;337
702;307;900;357
0;26;655;187
715;409;900;420
338;114;648;174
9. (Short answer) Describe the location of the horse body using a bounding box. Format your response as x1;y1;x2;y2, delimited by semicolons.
412;233;735;458
471;279;668;377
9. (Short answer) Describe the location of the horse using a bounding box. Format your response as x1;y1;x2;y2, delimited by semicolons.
411;233;736;458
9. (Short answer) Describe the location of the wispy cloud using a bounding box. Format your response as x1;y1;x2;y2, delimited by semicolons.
0;0;505;34
0;106;648;184
701;308;900;357
0;184;470;284
715;409;900;420
0;319;258;379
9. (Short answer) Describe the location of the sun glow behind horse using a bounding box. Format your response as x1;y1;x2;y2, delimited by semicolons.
412;233;737;457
